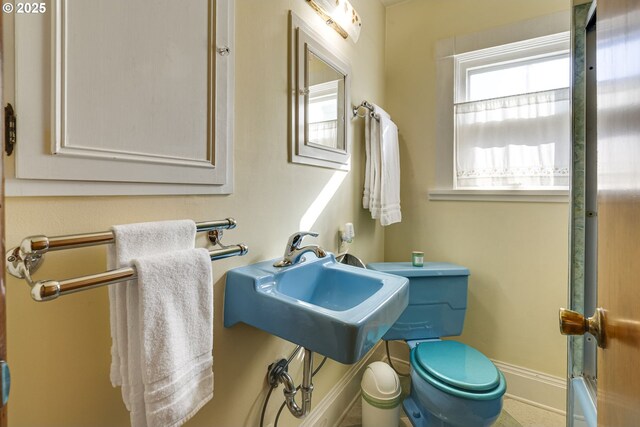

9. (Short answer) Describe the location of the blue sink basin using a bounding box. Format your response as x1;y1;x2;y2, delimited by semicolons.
224;254;409;364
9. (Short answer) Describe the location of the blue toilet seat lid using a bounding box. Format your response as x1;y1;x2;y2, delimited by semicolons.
414;341;500;392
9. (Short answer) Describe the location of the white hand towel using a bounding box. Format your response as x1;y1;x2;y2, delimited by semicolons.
368;114;382;218
363;113;372;209
107;220;198;425
108;250;122;387
364;104;401;226
134;248;213;427
377;106;402;226
368;106;385;218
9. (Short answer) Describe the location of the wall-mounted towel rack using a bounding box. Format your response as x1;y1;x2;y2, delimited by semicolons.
6;218;248;302
352;100;380;121
352;100;399;132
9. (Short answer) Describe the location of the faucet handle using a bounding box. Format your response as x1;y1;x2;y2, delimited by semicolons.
287;231;319;250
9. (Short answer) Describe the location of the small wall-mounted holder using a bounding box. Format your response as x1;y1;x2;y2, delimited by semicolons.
208;229;231;249
6;236;48;287
338;222;355;253
341;222;355;243
352;100;376;120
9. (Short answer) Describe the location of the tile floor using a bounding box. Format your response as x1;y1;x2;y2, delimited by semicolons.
502;399;565;427
339;397;565;427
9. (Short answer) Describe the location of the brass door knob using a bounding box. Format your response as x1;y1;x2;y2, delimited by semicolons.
559;307;606;348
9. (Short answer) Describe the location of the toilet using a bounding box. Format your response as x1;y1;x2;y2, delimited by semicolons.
367;262;506;427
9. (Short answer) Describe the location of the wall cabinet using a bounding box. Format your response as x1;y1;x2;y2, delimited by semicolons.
7;0;234;195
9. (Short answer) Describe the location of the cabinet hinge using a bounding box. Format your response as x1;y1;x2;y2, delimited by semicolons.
5;103;16;156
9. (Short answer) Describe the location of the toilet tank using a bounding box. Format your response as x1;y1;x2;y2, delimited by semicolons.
367;262;470;341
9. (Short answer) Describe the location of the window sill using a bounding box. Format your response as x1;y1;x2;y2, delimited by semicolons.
428;189;569;203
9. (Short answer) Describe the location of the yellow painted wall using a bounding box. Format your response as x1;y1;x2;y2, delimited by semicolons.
384;0;570;377
3;1;386;425
4;1;575;425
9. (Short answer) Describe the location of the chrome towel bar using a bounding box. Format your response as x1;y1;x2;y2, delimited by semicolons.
28;245;248;302
12;218;237;255
6;218;248;302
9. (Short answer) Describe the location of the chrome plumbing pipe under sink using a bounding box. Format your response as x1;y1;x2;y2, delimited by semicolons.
268;347;314;419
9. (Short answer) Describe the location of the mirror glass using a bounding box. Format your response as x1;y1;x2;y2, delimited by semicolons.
306;50;346;151
290;11;351;171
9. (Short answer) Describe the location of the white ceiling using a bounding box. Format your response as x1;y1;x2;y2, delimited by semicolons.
379;0;409;7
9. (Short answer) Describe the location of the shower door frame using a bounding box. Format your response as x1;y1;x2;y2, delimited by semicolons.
567;2;597;426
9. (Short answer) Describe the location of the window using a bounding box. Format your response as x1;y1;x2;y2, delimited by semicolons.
453;33;571;190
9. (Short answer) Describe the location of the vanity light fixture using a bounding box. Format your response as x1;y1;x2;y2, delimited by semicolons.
305;0;362;42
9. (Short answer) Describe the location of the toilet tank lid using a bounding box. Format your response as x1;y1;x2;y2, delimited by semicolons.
366;262;469;277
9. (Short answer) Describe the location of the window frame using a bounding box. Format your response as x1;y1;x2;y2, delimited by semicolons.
430;11;571;203
455;33;570;104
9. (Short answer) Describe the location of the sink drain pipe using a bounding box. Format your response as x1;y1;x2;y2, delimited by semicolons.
267;346;315;419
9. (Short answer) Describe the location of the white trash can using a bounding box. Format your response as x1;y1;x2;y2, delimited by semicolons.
361;361;402;427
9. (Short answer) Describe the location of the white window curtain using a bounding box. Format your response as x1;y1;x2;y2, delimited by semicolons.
455;88;570;188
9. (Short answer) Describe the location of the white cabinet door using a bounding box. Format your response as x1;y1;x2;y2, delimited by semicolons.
10;0;234;195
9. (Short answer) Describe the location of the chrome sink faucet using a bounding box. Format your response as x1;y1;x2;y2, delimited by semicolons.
274;231;327;267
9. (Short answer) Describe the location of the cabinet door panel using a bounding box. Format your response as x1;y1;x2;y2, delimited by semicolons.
61;0;209;162
13;0;233;192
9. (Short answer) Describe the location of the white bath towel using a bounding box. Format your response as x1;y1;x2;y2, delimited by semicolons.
363;104;402;226
108;220;213;426
134;248;213;427
109;220;198;409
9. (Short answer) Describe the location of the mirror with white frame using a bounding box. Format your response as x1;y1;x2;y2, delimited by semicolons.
290;12;351;171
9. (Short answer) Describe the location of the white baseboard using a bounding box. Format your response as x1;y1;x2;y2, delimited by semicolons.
382;356;567;415
300;347;567;427
492;359;566;415
299;343;385;427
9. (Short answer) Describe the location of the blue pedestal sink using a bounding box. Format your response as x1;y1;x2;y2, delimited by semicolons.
224;254;409;364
